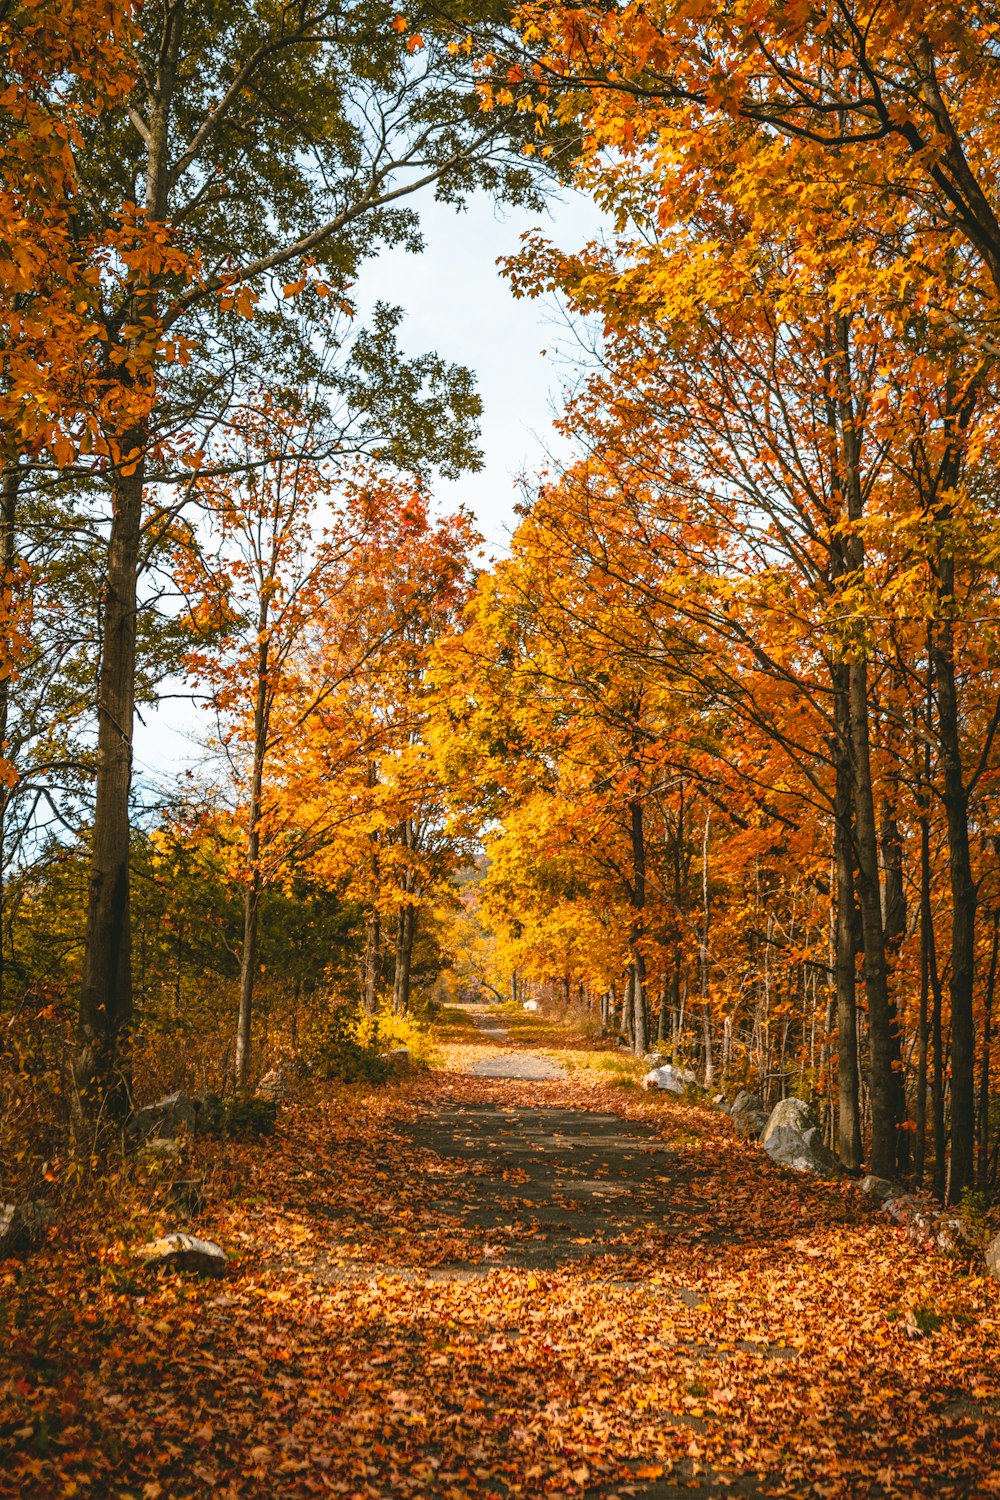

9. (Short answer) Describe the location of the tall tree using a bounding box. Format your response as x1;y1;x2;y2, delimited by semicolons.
67;0;547;1113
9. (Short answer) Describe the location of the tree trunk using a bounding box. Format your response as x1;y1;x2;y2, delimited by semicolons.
929;904;947;1201
833;664;861;1170
699;809;713;1086
76;1;186;1117
234;593;270;1090
235;872;261;1089
0;456;21;1014
393;902;416;1015
978;907;998;1188
832;309;901;1176
364;905;381;1014
849;654;900;1178
931;610;977;1201
628;795;648;1056
879;787;910;1173
915;812;932;1187
630;954;648;1056
76;458;143;1117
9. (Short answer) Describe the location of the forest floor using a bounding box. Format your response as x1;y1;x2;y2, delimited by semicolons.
2;1005;1000;1499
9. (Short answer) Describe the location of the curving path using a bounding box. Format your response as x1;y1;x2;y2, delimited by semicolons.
462;1001;568;1080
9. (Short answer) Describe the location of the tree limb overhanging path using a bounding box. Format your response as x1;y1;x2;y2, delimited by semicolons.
2;1006;999;1498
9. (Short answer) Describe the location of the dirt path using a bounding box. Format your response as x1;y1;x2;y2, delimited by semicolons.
463;1001;568;1080
2;1005;999;1499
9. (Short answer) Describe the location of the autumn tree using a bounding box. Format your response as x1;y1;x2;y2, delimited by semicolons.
59;0;558;1116
279;484;480;1021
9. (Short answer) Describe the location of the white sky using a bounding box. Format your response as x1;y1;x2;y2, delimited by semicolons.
353;185;604;552
134;185;605;782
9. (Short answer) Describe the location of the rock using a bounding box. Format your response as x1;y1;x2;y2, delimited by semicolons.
380;1046;412;1077
733;1108;769;1139
986;1233;1000;1282
129;1091;197;1143
257;1057;311;1102
257;1067;291;1102
522;1000;538;1012
935;1218;967;1257
136;1136;185;1166
729;1091;767;1138
642;1063;696;1093
860;1175;897;1203
760;1098;841;1177
137;1233;226;1277
0;1201;54;1256
882;1193;975;1258
644;1052;667;1067
712;1093;730;1113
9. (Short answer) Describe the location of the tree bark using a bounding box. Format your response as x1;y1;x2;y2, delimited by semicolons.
393;902;416;1015
931;609;977;1200
234;592;270;1090
915;810;932;1187
849;655;900;1177
364;904;381;1014
629;795;648;1056
699;808;713;1086
929;899;947;1201
76;457;143;1116
833;664;861;1170
978;907;998;1188
0;456;21;1014
879;786;910;1173
76;0;187;1117
834;312;900;1177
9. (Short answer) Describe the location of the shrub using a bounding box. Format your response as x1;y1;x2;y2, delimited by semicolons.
303;1003;391;1084
222;1092;278;1139
959;1186;991;1243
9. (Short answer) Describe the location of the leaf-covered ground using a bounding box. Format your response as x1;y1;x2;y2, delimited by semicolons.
2;1007;999;1498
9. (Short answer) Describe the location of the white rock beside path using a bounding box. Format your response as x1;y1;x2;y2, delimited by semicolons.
137;1233;227;1277
642;1063;696;1094
759;1097;842;1178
